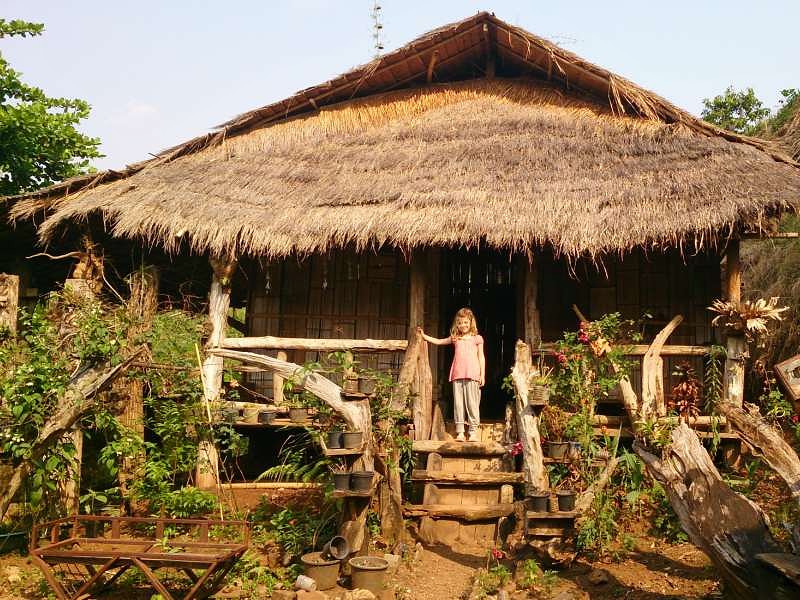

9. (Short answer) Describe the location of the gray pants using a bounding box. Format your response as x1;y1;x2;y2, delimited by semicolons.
453;379;481;435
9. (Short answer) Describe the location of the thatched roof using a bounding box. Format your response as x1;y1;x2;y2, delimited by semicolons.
9;12;800;258
776;103;800;162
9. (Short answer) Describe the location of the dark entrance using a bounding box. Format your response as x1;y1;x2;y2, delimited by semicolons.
441;250;517;420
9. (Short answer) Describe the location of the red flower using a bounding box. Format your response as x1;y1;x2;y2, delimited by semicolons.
554;351;568;365
578;330;590;344
490;548;504;560
509;441;523;456
792;414;799;424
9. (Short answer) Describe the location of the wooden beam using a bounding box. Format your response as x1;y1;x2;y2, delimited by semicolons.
534;343;710;357
411;470;524;484
411;440;507;456
196;257;237;491
725;239;742;305
409;251;432;441
403;503;515;521
0;273;19;335
523;257;542;349
221;336;407;352
483;23;496;79
425;50;438;83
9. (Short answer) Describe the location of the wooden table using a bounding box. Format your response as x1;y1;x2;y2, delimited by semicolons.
30;515;249;600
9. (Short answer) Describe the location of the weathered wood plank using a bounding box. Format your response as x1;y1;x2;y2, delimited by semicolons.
221;336;407;352
411;470;523;484
403;503;515;521
511;341;548;493
412;440;507;456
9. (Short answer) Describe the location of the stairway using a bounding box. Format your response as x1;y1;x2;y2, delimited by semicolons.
409;421;520;549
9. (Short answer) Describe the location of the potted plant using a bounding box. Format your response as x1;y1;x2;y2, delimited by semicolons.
341;430;363;449
242;402;260;423
528;361;553;405
330;460;350;491
540;405;569;459
286;393;310;423
349;470;375;492
525;489;550;513
556;486;576;512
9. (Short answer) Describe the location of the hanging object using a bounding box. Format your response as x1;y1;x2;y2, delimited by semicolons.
264;267;271;294
322;259;329;290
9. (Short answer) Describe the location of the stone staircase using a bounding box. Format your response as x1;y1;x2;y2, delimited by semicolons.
408;421;521;549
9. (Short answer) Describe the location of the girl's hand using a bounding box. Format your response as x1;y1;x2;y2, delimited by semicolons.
479;375;485;387
415;326;424;337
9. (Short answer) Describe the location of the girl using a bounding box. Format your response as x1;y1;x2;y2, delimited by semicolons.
418;308;485;442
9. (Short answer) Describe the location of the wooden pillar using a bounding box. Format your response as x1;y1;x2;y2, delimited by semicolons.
523;255;542;349
409;251;434;441
119;267;159;505
0;273;19;335
723;239;745;407
511;341;548;494
196;257;237;490
273;350;287;403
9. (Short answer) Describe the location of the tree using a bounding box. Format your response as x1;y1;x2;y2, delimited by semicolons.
701;86;770;135
0;19;101;196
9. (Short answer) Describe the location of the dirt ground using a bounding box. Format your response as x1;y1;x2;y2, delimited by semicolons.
2;532;719;600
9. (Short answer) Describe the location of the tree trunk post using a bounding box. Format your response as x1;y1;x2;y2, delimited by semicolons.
196;257;237;490
119;267;159;506
524;256;542;349
409;251;434;440
0;273;19;335
511;341;548;494
723;239;745;407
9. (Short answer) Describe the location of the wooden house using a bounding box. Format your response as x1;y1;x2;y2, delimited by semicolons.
9;12;800;549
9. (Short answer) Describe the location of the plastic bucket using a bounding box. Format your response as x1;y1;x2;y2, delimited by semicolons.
333;472;351;491
548;441;569;460
321;535;350;561
327;431;343;449
557;490;576;512
350;471;374;492
349;556;389;595
289;407;309;423
342;431;363;449
301;552;340;591
258;409;277;424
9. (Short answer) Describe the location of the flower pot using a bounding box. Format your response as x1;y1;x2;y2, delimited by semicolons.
525;492;550;513
567;441;582;460
327;430;344;449
221;405;240;423
359;377;377;395
321;535;350;561
258;409;277;424
529;384;550;405
556;490;576;512
300;551;340;591
342;377;359;394
341;431;363;449
349;556;389;595
547;441;569;460
332;471;351;491
289;407;310;423
349;471;374;493
242;404;260;424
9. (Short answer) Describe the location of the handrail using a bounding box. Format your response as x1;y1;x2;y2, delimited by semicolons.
532;343;711;356
221;336;407;352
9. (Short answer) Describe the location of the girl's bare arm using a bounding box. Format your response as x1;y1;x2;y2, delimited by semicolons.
416;327;452;346
477;339;486;386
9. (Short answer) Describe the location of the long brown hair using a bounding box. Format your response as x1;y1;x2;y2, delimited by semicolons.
449;307;478;338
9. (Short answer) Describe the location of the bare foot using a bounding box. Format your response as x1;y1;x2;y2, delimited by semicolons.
455;433;466;442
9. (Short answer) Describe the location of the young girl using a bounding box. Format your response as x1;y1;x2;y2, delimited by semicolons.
418;308;485;442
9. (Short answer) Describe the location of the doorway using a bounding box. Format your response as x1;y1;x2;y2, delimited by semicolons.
441;249;517;420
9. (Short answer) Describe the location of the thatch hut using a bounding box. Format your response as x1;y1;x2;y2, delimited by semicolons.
7;13;800;543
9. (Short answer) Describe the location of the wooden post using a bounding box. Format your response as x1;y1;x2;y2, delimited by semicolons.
196;257;237;490
642;315;683;418
273;350;287;403
119;267;159;506
523;256;542;349
724;239;745;407
510;341;548;493
409;251;433;441
0;273;19;335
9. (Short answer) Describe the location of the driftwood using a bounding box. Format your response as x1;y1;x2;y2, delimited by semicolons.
718;402;800;506
0;355;138;520
511;341;548;493
642;315;683;417
634;424;793;600
210;348;374;551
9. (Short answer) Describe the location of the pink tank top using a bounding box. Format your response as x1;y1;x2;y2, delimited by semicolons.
449;335;483;382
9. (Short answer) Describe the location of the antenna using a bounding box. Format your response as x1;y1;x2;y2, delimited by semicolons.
371;1;384;57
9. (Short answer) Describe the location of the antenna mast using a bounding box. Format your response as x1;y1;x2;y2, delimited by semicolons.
371;1;384;57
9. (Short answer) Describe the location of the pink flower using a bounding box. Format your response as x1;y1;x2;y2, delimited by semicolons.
792;414;799;424
510;441;523;456
554;351;568;365
491;548;504;560
578;330;590;344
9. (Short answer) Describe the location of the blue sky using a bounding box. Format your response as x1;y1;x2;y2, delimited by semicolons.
3;1;798;170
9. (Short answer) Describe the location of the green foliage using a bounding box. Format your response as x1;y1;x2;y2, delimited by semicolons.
254;505;337;558
649;483;688;543
576;489;618;555
0;19;101;195
517;558;558;595
703;345;725;413
257;434;330;483
701;86;770;135
473;564;511;599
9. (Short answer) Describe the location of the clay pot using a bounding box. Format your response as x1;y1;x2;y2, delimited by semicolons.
327;430;343;449
258;409;277;424
557;490;576;512
289;407;310;423
341;431;363;449
567;441;582;460
242;404;260;424
547;441;569;460
349;556;389;595
359;377;377;395
349;471;374;492
526;492;550;513
300;552;340;591
321;535;350;561
332;472;351;491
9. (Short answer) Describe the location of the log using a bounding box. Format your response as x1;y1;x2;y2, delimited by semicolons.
412;440;507;456
724;334;747;407
0;273;19;335
635;424;789;600
0;355;139;519
196;257;236;491
403;503;515;521
574;454;619;515
411;470;524;484
718;402;800;506
413;339;433;441
221;336;407;352
642;315;683;417
511;341;549;493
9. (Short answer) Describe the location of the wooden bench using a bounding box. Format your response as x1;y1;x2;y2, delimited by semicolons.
30;515;249;600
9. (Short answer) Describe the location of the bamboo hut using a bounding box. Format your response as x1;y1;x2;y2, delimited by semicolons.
8;12;800;550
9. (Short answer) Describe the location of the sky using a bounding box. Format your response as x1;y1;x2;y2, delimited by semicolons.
3;1;798;171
